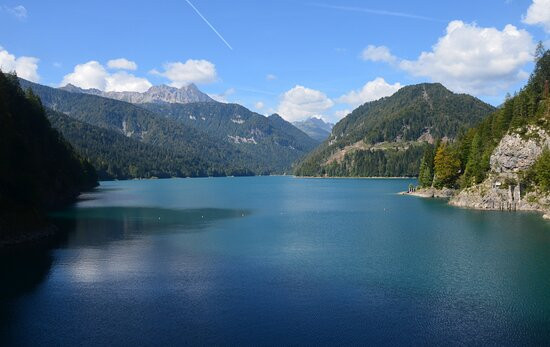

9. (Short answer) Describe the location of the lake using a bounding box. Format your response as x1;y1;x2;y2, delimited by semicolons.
1;177;550;345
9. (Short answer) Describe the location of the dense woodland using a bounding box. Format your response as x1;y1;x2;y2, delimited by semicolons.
418;44;550;192
0;71;97;239
46;110;254;179
142;102;317;174
20;79;316;177
295;83;494;177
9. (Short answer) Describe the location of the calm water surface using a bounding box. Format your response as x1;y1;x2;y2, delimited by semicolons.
2;177;550;345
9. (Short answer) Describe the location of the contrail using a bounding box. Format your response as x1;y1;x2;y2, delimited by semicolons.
185;0;233;50
310;3;444;22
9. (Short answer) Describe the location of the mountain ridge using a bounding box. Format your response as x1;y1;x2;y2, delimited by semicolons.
20;78;315;177
295;83;496;177
60;82;214;104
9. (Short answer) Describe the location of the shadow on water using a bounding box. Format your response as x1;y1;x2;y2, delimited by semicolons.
50;206;250;247
0;206;249;313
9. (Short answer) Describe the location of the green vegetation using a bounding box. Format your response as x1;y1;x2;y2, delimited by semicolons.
421;45;550;190
295;83;495;177
21;79;315;177
299;144;426;177
46;109;253;179
433;143;461;188
142;102;317;173
0;71;97;240
525;149;550;192
418;142;437;187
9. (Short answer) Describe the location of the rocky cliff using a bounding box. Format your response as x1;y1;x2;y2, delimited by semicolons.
61;83;214;104
450;126;550;219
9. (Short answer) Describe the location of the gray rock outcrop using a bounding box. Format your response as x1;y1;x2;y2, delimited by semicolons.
61;83;214;104
450;126;550;216
490;127;550;175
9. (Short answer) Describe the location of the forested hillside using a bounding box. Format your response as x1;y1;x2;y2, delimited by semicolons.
22;79;314;176
142;102;317;172
295;83;495;177
46;110;254;179
0;71;97;242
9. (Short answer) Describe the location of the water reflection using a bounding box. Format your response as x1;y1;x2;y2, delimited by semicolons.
0;207;248;301
51;207;249;247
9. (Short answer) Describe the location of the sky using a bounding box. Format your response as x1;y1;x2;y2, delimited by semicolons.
1;0;550;123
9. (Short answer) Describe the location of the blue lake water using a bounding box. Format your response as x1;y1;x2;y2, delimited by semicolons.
1;176;550;345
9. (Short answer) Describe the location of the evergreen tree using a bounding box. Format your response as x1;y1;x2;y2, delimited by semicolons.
418;144;435;187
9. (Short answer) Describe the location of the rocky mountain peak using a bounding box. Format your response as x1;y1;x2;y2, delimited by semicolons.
60;82;214;104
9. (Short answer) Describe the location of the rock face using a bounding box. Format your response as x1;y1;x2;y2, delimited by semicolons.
450;126;550;215
61;83;214;104
490;127;550;175
404;187;456;198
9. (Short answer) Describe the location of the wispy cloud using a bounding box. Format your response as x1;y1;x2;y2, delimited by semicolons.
184;0;233;50
310;3;443;22
2;5;27;20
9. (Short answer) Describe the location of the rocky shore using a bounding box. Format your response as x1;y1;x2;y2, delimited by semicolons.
404;126;550;221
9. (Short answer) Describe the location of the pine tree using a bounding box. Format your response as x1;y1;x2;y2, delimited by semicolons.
418;145;435;187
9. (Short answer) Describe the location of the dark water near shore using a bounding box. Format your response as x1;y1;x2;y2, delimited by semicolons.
1;177;550;345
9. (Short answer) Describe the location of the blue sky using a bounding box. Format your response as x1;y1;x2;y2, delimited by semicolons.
1;0;549;122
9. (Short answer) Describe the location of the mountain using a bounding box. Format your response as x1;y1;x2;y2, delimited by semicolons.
292;117;334;141
295;83;496;177
45;109;252;179
20;79;315;176
61;83;214;104
0;72;97;243
416;48;550;219
140;102;318;173
20;79;261;176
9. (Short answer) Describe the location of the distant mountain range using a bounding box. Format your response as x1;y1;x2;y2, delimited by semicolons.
61;83;214;104
141;102;318;172
20;79;316;178
292;117;334;142
295;83;496;177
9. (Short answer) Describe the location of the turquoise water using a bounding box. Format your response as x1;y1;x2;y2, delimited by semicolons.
1;176;550;345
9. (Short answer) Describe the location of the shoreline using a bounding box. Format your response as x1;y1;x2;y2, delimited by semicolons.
401;187;550;221
295;176;416;180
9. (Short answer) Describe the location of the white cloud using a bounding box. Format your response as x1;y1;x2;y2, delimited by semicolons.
61;61;151;92
523;0;550;33
61;61;108;90
107;58;138;70
361;45;396;63
106;71;152;92
209;88;235;103
338;78;402;108
151;59;217;87
2;5;27;19
399;20;534;96
277;85;334;122
0;46;39;81
266;74;277;81
255;101;264;110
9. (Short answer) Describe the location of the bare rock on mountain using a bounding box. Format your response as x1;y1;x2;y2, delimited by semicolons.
61;83;214;104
